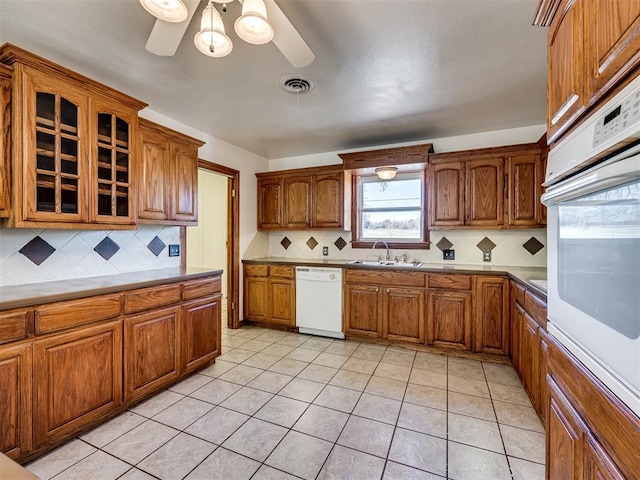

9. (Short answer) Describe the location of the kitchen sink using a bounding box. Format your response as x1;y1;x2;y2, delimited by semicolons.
347;260;423;268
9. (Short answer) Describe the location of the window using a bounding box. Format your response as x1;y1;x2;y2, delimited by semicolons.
352;170;430;248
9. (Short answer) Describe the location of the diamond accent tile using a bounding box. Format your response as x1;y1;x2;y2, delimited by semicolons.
147;236;166;257
476;237;497;252
334;237;347;251
435;237;453;251
306;237;318;250
280;237;292;250
94;237;120;261
523;237;544;255
19;236;55;265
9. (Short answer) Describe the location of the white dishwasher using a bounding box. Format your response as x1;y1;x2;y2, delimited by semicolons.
295;267;344;339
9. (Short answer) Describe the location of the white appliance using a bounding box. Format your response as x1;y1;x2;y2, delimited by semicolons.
542;72;640;417
295;267;344;339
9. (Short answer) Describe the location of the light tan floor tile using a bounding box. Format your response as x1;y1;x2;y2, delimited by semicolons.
447;442;511;480
118;468;155;480
268;358;309;376
293;404;350;442
278;377;325;402
448;413;504;453
261;344;296;357
52;450;129;480
137;433;215;480
329;370;371;391
312;352;349;368
353;393;402;425
218;364;264;385
374;362;411;382
448;391;496;421
314;385;362;413
448;374;490;398
324;340;360;356
500;424;546;463
493;400;544;433
337;416;395;457
168;373;213;395
388;428;446;476
404;384;447;411
297;364;338;383
190;379;242;405
199;360;236;378
411;357;448;373
317;445;386;480
266;431;333;480
219;386;274;415
285;347;320;362
153;397;213;430
81;412;146;448
222;418;288;462
276;334;311;347
342;357;379;375
397;403;447;438
448;359;486;380
247;371;294;394
233;329;267;339
489;382;533;407
27;439;96;480
409;369;447;389
509;456;545;480
217;348;256;364
129;390;184;417
241;352;282;369
185;406;249;445
383;461;444;479
351;345;386;361
222;336;250;348
184;447;260;480
236;339;272;352
364;376;407;401
256;331;289;343
103;420;179;465
300;338;334;351
483;362;522;387
380;350;415;367
254;395;309;428
252;465;299;480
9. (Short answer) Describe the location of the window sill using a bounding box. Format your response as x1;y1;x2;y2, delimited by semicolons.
351;241;431;250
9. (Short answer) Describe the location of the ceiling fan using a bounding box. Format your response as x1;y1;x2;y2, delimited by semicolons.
140;0;315;68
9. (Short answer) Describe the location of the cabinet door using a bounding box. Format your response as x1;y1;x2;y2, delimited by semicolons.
244;276;269;322
383;287;425;344
33;320;122;447
23;68;88;223
170;143;198;223
344;284;381;337
138;131;169;220
547;0;587;142
426;290;472;350
429;161;464;227
257;178;284;230
182;296;221;374
537;328;549;424
507;154;543;226
466;158;504;226
520;307;540;401
547;378;587;480
586;1;640;106
91;101;137;225
473;276;509;355
0;73;10;218
585;434;625;480
124;306;180;402
284;176;311;228
0;342;32;459
510;282;522;374
312;173;343;228
269;279;296;327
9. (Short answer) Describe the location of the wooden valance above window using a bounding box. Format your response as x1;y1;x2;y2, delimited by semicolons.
338;143;434;175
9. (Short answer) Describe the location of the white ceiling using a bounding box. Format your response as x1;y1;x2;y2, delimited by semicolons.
0;0;547;159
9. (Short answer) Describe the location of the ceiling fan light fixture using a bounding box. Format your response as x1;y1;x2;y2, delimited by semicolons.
234;0;274;45
375;167;398;180
194;2;233;57
139;0;188;23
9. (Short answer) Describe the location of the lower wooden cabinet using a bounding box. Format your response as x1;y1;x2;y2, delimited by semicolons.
0;342;32;459
344;284;381;337
269;278;296;327
182;295;221;374
124;306;180;402
473;276;509;355
426;290;471;350
383;287;425;344
33;320;123;448
243;264;295;327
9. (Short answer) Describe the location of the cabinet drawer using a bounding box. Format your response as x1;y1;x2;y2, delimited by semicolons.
124;284;181;315
524;291;547;329
428;274;472;291
0;309;31;344
245;265;268;277
270;265;295;279
345;269;426;287
36;295;121;334
514;282;526;305
183;277;221;301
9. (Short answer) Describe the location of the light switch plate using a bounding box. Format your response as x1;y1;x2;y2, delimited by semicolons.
169;244;180;257
322;246;329;256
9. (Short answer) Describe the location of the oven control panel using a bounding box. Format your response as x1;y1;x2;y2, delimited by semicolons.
593;85;640;147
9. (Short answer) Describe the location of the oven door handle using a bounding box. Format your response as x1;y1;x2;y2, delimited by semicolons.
542;155;640;206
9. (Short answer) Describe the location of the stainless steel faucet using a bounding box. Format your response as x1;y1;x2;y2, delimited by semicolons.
372;240;390;261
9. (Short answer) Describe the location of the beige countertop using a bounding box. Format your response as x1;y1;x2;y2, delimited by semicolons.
0;267;224;311
243;257;547;299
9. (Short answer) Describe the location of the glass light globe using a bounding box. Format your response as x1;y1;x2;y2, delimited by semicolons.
234;0;274;45
139;0;188;23
194;3;233;57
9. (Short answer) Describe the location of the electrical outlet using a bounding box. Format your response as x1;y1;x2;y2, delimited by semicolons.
322;246;329;256
168;244;180;257
483;250;492;262
443;249;455;260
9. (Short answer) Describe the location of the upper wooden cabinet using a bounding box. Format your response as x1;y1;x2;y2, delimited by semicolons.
256;165;348;231
0;64;11;219
138;118;204;226
538;0;640;143
429;143;545;229
0;44;147;229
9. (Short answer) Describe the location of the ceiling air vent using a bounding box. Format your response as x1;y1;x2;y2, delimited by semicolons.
280;76;314;94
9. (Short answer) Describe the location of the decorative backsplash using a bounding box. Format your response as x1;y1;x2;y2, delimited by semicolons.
264;229;547;267
0;225;181;286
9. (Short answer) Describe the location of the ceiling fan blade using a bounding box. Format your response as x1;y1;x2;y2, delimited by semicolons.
263;0;315;68
145;0;201;56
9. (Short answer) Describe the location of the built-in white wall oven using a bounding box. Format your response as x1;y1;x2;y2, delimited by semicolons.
543;73;640;417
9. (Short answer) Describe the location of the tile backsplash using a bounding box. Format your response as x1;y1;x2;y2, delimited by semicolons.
264;229;547;267
0;225;181;286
